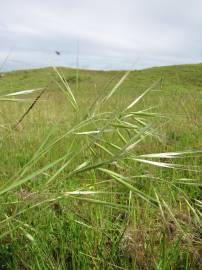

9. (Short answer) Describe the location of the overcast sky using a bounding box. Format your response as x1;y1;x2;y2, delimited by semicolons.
0;0;202;71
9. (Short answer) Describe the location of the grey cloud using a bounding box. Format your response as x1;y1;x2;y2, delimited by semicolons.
0;0;202;71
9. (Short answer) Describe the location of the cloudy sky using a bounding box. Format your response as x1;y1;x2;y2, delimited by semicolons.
0;0;202;71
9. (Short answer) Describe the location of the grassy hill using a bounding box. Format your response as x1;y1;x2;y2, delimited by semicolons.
0;64;201;269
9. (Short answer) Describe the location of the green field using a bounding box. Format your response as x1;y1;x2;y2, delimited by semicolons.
0;64;201;269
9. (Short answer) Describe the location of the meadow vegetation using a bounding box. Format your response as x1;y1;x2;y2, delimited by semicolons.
0;64;201;269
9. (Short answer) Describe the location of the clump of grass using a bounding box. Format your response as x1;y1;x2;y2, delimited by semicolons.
0;66;201;269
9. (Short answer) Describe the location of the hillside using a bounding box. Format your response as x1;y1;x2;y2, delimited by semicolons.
1;63;202;148
1;63;202;94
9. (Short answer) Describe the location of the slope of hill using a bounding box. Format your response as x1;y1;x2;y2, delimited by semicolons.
1;63;202;94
